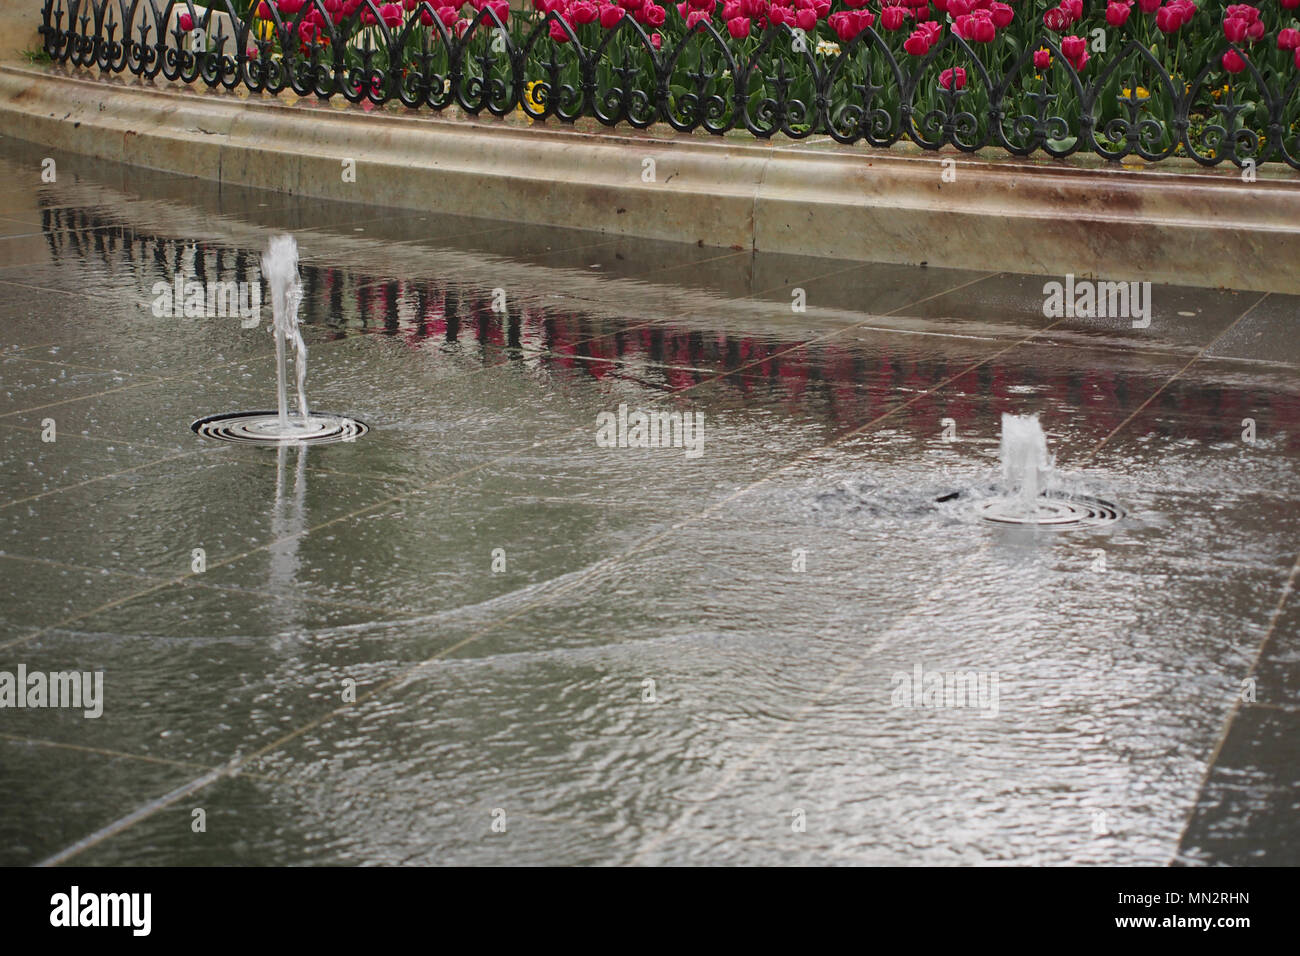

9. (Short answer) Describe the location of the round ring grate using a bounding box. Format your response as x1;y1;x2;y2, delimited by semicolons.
975;491;1123;528
191;411;367;446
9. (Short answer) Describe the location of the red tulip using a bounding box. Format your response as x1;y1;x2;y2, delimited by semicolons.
956;11;996;41
651;30;662;46
1154;5;1180;32
600;4;625;25
1060;34;1088;69
946;0;970;14
827;10;858;39
1105;2;1130;26
1221;49;1247;73
1169;0;1196;25
903;28;931;54
179;12;193;30
794;7;816;28
726;13;750;35
939;66;966;90
1033;47;1051;69
1279;29;1300;51
1043;7;1068;30
1136;0;1159;12
880;5;908;29
988;2;1012;27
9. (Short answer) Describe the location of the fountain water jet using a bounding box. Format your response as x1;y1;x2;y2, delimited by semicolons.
999;413;1055;511
975;413;1122;528
263;235;310;430
192;236;367;445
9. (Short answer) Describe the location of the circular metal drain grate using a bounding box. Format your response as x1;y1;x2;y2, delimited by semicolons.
192;411;367;446
976;491;1123;528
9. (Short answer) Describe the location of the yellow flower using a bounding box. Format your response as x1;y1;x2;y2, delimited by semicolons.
255;18;274;41
1121;86;1150;100
521;80;544;112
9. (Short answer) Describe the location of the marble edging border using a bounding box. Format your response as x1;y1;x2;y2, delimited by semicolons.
1;63;1298;293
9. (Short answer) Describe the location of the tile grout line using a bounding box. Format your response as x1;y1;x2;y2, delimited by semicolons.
1081;293;1271;464
0;447;220;512
1167;549;1300;864
0;552;425;618
0;732;571;827
1058;287;1295;866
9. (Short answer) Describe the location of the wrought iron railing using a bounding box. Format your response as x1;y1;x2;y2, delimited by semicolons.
38;0;1300;168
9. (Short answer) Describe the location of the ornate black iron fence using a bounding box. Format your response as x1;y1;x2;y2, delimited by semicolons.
38;0;1300;168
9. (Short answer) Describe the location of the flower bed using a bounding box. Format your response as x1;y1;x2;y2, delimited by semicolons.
39;0;1300;166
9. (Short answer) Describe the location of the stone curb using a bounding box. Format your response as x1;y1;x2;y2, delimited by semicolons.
1;64;1299;293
